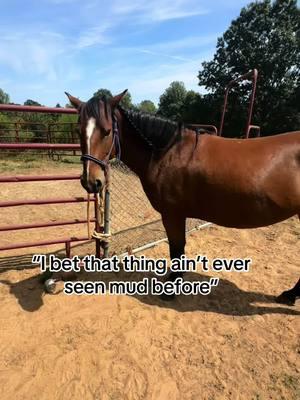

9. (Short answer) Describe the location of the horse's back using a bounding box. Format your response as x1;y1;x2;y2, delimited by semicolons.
183;129;300;227
198;130;300;163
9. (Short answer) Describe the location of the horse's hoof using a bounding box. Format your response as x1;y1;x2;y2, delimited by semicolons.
44;279;57;294
276;291;295;306
160;292;176;301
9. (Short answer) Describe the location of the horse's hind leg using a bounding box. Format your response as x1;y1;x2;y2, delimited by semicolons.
277;280;300;306
276;214;300;305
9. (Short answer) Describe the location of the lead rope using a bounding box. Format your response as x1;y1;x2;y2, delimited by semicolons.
87;193;91;239
87;192;104;239
92;168;111;242
86;176;111;243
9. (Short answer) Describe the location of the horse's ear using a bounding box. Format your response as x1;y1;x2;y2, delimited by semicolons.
64;92;82;110
110;89;128;109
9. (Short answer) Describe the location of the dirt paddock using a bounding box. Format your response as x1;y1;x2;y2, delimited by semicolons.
0;159;299;400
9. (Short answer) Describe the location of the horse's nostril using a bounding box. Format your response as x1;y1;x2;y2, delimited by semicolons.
95;179;102;192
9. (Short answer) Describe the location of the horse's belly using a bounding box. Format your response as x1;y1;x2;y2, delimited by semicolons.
201;210;296;229
186;191;296;229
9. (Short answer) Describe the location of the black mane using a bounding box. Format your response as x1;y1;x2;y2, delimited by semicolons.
81;96;180;151
119;106;179;151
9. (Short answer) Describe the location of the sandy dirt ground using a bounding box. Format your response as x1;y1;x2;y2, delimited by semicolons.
0;159;299;399
0;217;299;400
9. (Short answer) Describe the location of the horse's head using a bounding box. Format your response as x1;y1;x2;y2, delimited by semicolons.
65;90;127;193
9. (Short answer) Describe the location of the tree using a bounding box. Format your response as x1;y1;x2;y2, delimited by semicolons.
93;88;134;109
22;99;59;141
158;81;187;120
181;91;204;123
198;0;300;136
137;100;157;114
120;91;134;109
0;89;11;137
157;82;204;122
93;88;113;99
24;99;42;107
0;88;10;104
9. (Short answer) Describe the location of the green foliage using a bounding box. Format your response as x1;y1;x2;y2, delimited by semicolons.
93;88;135;109
0;113;11;141
158;81;187;120
198;0;300;136
5;99;60;142
0;113;10;125
137;100;157;114
120;91;134;109
158;82;204;123
53;113;78;143
181;91;204;123
0;88;10;104
24;99;42;106
93;88;113;99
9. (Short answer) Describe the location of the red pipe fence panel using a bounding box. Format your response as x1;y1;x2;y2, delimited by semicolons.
0;104;100;257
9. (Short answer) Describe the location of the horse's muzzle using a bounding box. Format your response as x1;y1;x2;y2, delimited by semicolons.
80;175;102;194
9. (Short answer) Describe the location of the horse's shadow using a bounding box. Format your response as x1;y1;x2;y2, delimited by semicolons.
1;265;299;316
0;274;45;312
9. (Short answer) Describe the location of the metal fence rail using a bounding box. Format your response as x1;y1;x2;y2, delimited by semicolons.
0;144;101;256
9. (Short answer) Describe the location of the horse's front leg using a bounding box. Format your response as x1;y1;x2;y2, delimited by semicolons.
276;278;300;306
160;213;186;300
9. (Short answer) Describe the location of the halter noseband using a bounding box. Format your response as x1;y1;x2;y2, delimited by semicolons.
80;114;121;171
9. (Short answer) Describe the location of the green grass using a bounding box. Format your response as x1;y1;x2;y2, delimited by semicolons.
0;154;81;173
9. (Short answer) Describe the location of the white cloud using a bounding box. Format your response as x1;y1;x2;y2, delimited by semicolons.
138;49;190;62
133;34;219;62
0;32;66;80
112;0;209;22
44;0;80;3
76;24;112;49
150;34;220;52
0;30;84;86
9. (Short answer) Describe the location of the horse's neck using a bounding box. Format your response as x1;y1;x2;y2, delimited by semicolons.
118;114;152;178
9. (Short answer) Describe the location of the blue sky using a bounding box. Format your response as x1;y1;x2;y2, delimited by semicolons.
0;0;250;107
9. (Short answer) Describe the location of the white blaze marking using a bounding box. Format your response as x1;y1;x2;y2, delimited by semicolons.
86;117;96;180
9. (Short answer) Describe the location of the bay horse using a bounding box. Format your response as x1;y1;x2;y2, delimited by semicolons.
65;90;300;305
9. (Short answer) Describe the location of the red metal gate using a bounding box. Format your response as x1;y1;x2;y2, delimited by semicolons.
0;105;102;258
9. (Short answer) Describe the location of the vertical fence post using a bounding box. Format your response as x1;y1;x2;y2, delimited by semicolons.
47;124;52;159
71;123;76;156
15;122;19;142
103;188;110;258
94;194;101;258
65;241;71;258
245;69;258;138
